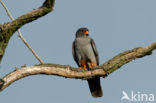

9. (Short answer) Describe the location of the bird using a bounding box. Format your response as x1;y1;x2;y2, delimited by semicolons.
72;27;103;97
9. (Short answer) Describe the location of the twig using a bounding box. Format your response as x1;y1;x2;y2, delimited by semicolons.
0;0;44;64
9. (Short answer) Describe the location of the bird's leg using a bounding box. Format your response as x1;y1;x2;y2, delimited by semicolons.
88;62;97;69
80;65;87;69
83;64;87;69
80;60;87;70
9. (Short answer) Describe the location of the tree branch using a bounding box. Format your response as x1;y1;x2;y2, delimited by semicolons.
0;42;155;92
0;0;44;64
0;0;55;62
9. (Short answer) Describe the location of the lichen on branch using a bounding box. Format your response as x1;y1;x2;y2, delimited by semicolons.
0;42;155;92
0;0;55;62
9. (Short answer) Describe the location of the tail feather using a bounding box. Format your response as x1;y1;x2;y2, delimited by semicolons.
87;77;103;97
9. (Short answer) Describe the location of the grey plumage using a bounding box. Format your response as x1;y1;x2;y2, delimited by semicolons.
72;27;103;97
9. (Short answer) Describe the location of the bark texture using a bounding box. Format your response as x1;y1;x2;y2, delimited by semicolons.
0;0;55;62
0;42;155;91
0;0;156;94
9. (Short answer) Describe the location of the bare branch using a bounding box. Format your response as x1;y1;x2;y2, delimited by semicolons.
0;0;44;64
0;0;14;20
0;0;55;62
18;32;44;64
0;42;155;92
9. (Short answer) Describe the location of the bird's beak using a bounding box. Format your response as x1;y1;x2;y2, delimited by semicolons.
84;30;89;35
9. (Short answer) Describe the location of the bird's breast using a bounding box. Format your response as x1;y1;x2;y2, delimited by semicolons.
75;37;96;62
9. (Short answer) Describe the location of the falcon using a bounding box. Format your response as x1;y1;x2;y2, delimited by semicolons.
72;27;103;97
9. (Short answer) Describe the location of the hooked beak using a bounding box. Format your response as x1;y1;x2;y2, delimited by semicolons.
84;30;89;35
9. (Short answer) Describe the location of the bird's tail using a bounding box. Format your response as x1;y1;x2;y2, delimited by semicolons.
87;77;103;97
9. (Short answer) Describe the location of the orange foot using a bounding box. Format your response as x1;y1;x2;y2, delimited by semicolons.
80;64;87;70
88;62;97;69
80;60;87;70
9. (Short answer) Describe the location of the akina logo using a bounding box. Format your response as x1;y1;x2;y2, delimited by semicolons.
121;91;155;102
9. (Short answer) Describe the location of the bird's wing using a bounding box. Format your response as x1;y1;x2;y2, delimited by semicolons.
72;41;80;66
90;38;99;65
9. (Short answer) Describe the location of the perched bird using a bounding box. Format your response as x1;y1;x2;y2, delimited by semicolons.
72;27;103;97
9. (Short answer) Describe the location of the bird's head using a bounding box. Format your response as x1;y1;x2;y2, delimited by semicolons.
76;27;89;38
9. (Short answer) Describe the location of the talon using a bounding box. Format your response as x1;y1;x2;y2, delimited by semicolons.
83;65;87;70
80;65;87;70
80;59;87;70
88;62;97;69
91;62;97;67
89;63;92;69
